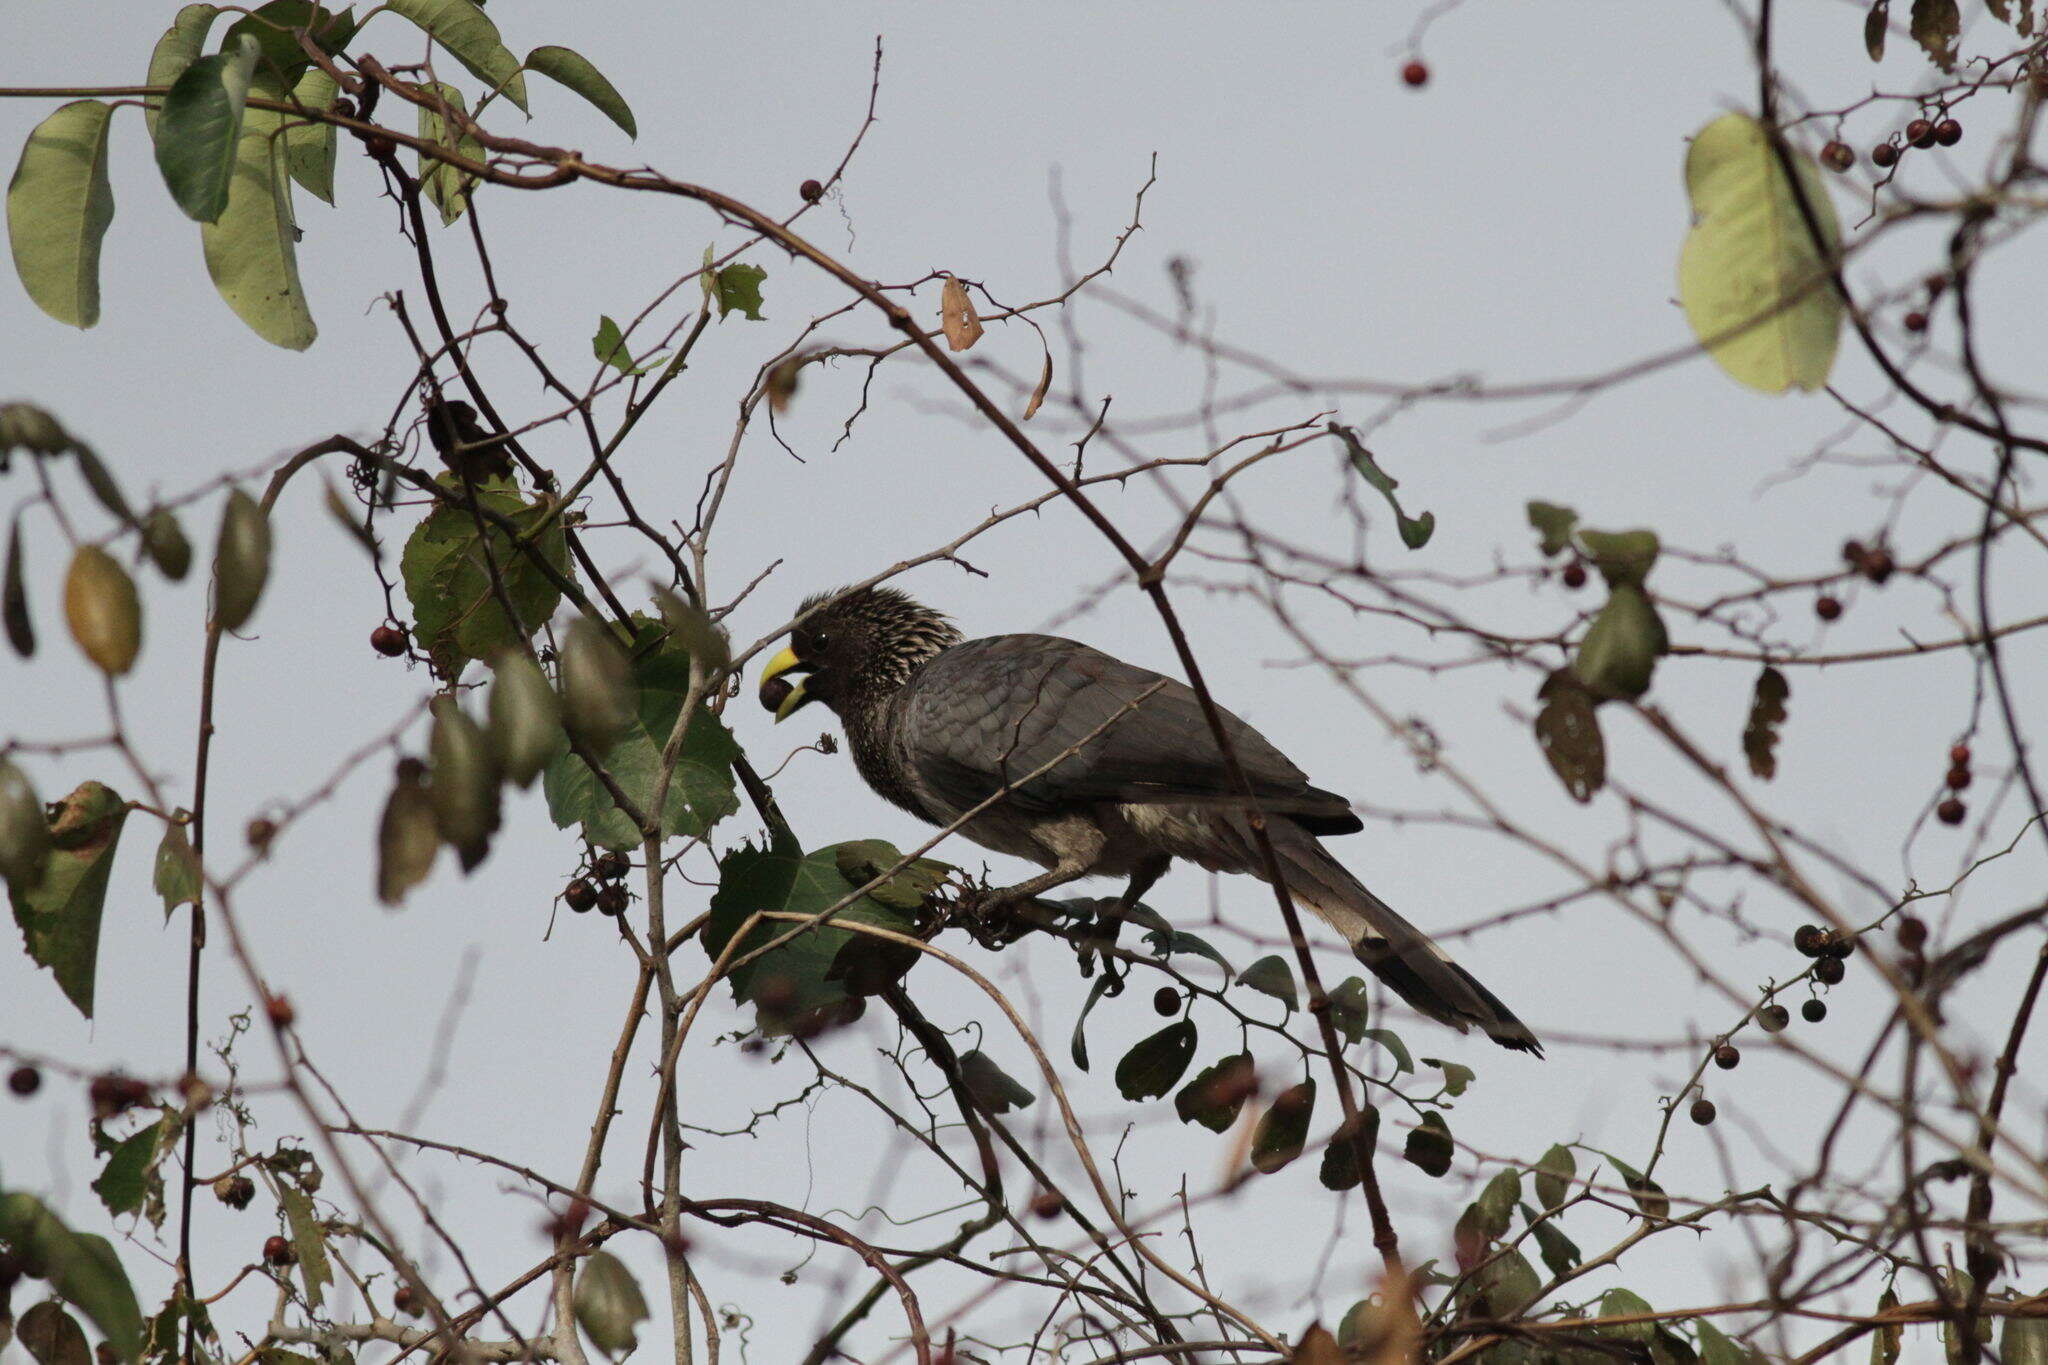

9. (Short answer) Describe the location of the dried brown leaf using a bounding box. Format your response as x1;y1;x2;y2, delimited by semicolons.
940;275;983;352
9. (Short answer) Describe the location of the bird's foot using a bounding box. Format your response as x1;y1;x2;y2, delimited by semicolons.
1075;905;1128;995
952;881;1031;950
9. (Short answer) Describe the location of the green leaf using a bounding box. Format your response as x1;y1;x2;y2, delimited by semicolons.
200;74;316;348
1533;1143;1576;1210
1249;1080;1315;1174
1679;112;1842;394
143;1292;217;1363
526;45;636;137
375;757;438;906
211;487;272;632
1114;1019;1197;1101
400;481;569;673
1534;668;1605;803
278;1185;331;1309
1471;1168;1521;1239
219;2;359;86
18;1301;91;1365
485;650;561;788
1318;1108;1377;1192
1578;528;1661;588
1999;1315;2048;1365
1466;1247;1540;1317
146;6;224;140
1069;973;1114;1071
1743;665;1790;780
155;35;260;222
1866;1288;1901;1365
92;1115;175;1222
0;758;51;892
0;1193;144;1360
541;629;739;850
956;1049;1033;1114
591;314;659;376
1329;423;1434;549
1597;1287;1656;1342
8;781;127;1019
1326;976;1371;1043
7;101;117;329
1527;501;1578;557
1175;1052;1254;1132
712;262;767;321
1403;1111;1452;1177
1572;582;1668;701
1610;1157;1671;1220
152;820;201;920
384;0;528;110
1910;0;1960;68
699;833;918;1032
428;694;500;872
1237;953;1296;1010
142;509;193;581
1364;1027;1413;1074
831;839;949;912
1521;1205;1580;1278
574;1251;647;1358
1697;1319;1751;1365
1424;1056;1475;1097
282;66;339;204
417;82;480;224
1140;924;1235;982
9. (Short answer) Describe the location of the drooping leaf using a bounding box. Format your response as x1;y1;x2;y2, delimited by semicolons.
1522;1205;1580;1278
526;45;636;137
1318;1108;1378;1192
1465;1247;1541;1317
212;487;271;631
200;73;317;348
282;66;339;204
154;35;260;222
1867;1287;1901;1365
1238;953;1297;1010
278;1185;331;1309
652;587;732;674
153;820;201;920
1998;1314;2048;1365
64;547;142;676
71;445;139;532
1743;665;1790;780
486;651;561;787
1364;1026;1413;1074
1249;1079;1315;1174
92;1113;177;1223
1326;975;1371;1043
1610;1157;1671;1220
400;481;569;673
375;757;438;906
1329;423;1434;549
574;1251;648;1358
219;2;359;86
939;275;983;351
10;781;128;1018
1533;1143;1576;1210
1573;582;1668;701
1527;501;1579;557
146;6;224;139
142;509;193;581
6;516;35;656
956;1049;1034;1114
1910;0;1961;68
1425;1056;1476;1098
1139;922;1236;982
1471;1169;1521;1240
1864;0;1890;60
1403;1111;1453;1177
1597;1287;1657;1342
428;694;500;871
1535;669;1605;802
1679;112;1842;393
1115;1019;1197;1101
7;101;118;329
711;261;766;321
1941;1267;1977;1365
385;0;528;109
1175;1052;1255;1132
417;82;481;225
0;759;51;891
0;1193;145;1359
1069;973;1114;1070
18;1301;91;1365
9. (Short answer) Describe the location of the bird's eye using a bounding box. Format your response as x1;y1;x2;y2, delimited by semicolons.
812;632;831;651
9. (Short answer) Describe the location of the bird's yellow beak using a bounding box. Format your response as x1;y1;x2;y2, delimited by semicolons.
758;646;814;722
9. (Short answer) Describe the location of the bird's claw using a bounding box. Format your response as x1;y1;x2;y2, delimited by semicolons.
1076;905;1128;995
953;883;1028;950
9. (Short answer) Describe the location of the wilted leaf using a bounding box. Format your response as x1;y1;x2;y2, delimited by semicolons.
1174;1052;1255;1132
19;1301;91;1365
143;509;193;581
1070;973;1114;1070
153;819;201;919
1573;582;1668;700
376;758;438;907
1679;112;1842;393
713;262;766;321
1910;0;1960;68
12;782;128;1017
1742;665;1790;779
1528;500;1579;557
92;1113;178;1224
417;82;481;225
7;101;117;329
1867;1287;1901;1365
1250;1079;1315;1173
424;397;513;485
1533;1143;1576;1210
575;1251;648;1358
1115;1019;1197;1100
652;587;732;674
1023;349;1053;420
385;0;529;110
6;517;34;656
0;759;52;892
1238;953;1297;1010
1865;0;1889;60
1425;1056;1475;1097
1318;1108;1378;1192
940;275;983;351
486;651;561;788
1523;1205;1580;1278
1403;1111;1453;1177
527;45;637;137
0;1193;144;1358
1578;529;1661;588
278;1185;330;1309
71;446;138;532
956;1049;1034;1114
1329;423;1434;549
200;73;317;348
428;695;500;871
400;481;570;673
212;487;271;631
1535;669;1605;802
154;35;260;222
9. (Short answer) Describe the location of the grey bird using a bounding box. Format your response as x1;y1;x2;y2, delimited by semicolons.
758;585;1542;1055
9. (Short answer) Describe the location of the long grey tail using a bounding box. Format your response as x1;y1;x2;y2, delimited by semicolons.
1263;828;1543;1056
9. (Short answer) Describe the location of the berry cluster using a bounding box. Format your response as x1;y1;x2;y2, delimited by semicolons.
1852;114;1962;172
1938;742;1972;825
565;849;632;915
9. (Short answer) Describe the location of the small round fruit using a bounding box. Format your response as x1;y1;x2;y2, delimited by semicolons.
1689;1098;1716;1126
799;178;824;203
1949;742;1971;767
1860;548;1895;584
245;817;276;851
370;625;408;657
1872;142;1900;168
363;133;396;159
564;878;597;913
1821;140;1855;172
1400;59;1429;87
1758;1004;1790;1032
1802;998;1828;1023
215;1175;255;1210
1904;311;1929;333
89;1074;146;1117
263;1235;296;1266
1824;932;1856;960
594;850;630;882
1561;561;1587;589
1151;986;1178;1016
1793;924;1827;957
1897;916;1928;951
8;1065;40;1097
1030;1188;1065;1219
1947;766;1972;791
1938;797;1967;826
393;1284;421;1317
1814;956;1846;986
1906;118;1936;148
1713;1044;1740;1070
265;993;295;1028
596;884;628;916
1815;595;1843;621
1841;539;1866;565
1934;118;1962;146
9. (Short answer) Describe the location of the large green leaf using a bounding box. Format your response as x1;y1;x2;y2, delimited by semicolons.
384;0;528;110
700;833;918;1033
7;101;117;329
92;1113;178;1226
155;35;259;222
279;1185;332;1308
199;73;316;348
145;6;223;140
1250;1080;1315;1174
0;1193;144;1360
8;781;127;1020
1174;1052;1253;1132
540;629;738;849
400;481;569;673
417;83;481;225
1114;1019;1197;1100
1678;112;1842;394
526;45;636;138
283;66;340;204
574;1251;647;1358
220;2;360;87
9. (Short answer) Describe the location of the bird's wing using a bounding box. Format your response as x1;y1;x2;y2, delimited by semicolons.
895;635;1359;830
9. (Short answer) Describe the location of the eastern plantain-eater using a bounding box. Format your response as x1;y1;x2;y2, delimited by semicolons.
759;585;1541;1055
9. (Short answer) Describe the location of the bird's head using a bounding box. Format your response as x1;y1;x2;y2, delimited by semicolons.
758;585;962;722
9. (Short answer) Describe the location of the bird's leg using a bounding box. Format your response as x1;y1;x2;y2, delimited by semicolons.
957;857;1093;948
1080;854;1170;994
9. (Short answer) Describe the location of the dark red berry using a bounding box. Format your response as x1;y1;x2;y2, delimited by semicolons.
263;1235;296;1266
363;133;396;159
1904;311;1929;333
1861;548;1894;584
1935;119;1962;147
245;817;277;851
370;625;408;657
1793;924;1827;957
393;1284;421;1317
1152;986;1179;1017
8;1065;40;1097
1030;1188;1065;1219
1947;766;1972;791
1938;797;1967;826
596;884;628;916
564;878;597;913
1814;956;1846;986
1561;561;1587;590
265;993;295;1028
1714;1044;1740;1070
1949;743;1971;767
1759;1004;1790;1032
1841;539;1866;565
799;178;824;203
1400;60;1429;87
593;851;630;882
1897;916;1928;950
1821;140;1855;172
1824;932;1856;960
1815;595;1843;621
1802;998;1828;1023
1689;1098;1716;1126
1872;142;1900;168
89;1074;148;1118
1906;118;1936;149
